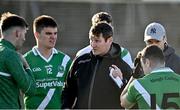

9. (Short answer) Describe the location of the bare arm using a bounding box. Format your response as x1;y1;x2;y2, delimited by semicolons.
120;76;136;108
111;64;136;108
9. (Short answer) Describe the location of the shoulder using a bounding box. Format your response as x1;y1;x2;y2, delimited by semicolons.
129;79;146;92
74;53;91;65
56;50;71;60
4;47;19;59
24;50;33;57
76;45;92;57
127;79;141;98
165;46;180;60
2;49;21;65
53;49;72;66
120;46;134;68
172;53;180;61
23;50;35;61
169;49;180;65
120;47;131;57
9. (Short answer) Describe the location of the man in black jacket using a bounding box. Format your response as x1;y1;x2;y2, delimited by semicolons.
61;22;132;109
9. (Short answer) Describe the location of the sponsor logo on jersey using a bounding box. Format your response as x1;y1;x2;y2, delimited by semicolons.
32;67;42;72
36;80;64;89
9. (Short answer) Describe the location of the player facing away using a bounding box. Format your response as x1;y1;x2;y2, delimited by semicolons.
120;45;180;109
0;12;36;109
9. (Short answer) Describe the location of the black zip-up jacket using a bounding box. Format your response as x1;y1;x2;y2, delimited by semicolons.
61;43;132;109
164;45;180;74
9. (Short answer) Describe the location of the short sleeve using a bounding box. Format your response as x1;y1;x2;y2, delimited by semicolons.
126;80;138;103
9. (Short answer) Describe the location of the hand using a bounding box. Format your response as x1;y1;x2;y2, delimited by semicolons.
111;64;123;80
132;52;144;78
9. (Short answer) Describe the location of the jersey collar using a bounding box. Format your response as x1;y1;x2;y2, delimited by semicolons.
151;67;174;74
32;46;58;62
0;39;16;51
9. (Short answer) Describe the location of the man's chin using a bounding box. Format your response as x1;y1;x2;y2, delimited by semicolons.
92;52;99;55
48;44;55;49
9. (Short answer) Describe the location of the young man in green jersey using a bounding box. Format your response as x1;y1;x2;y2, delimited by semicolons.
0;12;36;109
23;15;72;109
120;45;180;109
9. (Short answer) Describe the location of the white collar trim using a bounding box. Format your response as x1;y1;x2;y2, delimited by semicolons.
151;67;174;74
32;46;58;62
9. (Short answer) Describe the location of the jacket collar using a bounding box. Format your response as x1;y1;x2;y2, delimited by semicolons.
0;39;16;50
163;45;175;57
104;42;121;58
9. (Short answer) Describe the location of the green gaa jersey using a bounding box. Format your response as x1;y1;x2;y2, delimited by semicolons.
127;67;180;109
0;39;36;109
24;47;72;109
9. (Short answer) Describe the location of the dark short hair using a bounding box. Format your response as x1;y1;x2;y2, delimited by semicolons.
91;12;112;25
89;22;113;41
141;45;165;64
33;15;57;33
0;12;28;32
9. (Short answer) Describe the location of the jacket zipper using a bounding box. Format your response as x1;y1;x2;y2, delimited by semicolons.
88;60;99;109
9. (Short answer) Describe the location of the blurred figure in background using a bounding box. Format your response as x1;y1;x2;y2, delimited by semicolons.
0;12;36;109
144;22;180;74
23;15;72;109
76;12;133;68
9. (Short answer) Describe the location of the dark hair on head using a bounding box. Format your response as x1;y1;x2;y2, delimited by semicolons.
141;45;165;64
0;12;28;32
89;22;113;41
92;12;112;25
33;15;57;33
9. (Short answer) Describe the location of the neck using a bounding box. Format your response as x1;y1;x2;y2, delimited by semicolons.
37;46;53;59
150;63;165;73
2;35;16;48
99;44;112;56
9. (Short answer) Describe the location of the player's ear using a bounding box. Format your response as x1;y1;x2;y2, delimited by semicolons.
14;29;20;38
107;37;113;43
146;59;151;67
34;32;40;39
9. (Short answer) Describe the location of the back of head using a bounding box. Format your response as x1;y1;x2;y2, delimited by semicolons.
91;12;112;26
0;12;28;34
144;22;166;42
33;15;57;33
89;22;113;40
141;45;165;65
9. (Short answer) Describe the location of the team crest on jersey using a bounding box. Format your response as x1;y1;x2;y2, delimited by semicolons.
56;65;65;77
